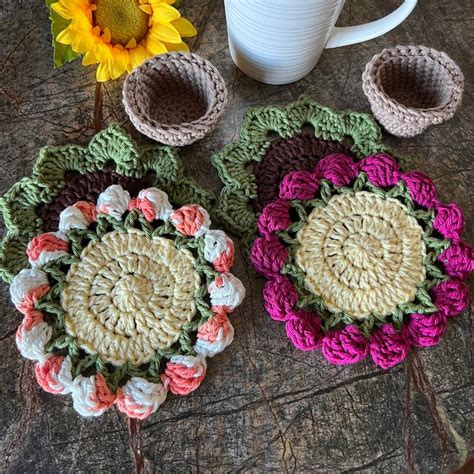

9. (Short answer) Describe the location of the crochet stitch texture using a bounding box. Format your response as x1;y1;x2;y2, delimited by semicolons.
10;184;245;418
212;96;400;250
0;125;214;283
251;153;473;369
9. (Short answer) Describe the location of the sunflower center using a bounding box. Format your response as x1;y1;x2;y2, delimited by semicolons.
94;0;149;46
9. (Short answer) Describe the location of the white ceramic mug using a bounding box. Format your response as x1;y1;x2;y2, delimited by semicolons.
224;0;418;85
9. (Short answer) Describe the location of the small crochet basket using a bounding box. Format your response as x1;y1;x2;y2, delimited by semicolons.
123;52;227;146
362;45;464;137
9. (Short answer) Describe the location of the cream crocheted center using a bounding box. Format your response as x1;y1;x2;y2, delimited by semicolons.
62;229;199;365
295;191;426;319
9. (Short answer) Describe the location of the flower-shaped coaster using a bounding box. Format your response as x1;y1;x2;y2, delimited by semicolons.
0;125;214;282
251;153;473;369
10;185;245;418
212;96;399;249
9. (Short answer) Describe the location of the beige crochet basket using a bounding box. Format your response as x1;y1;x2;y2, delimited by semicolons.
123;52;227;146
362;45;464;138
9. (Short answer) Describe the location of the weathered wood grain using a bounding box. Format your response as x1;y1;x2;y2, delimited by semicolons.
0;0;472;472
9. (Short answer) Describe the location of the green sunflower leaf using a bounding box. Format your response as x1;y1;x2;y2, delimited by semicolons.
46;0;81;68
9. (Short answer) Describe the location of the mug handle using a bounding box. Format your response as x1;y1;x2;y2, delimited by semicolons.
325;0;417;48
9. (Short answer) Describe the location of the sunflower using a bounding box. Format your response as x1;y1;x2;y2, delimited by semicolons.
51;0;197;81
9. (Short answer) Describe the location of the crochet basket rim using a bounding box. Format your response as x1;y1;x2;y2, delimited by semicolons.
123;52;228;145
362;45;464;119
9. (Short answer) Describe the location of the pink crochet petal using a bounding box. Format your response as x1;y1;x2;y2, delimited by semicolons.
357;153;400;187
257;200;292;236
430;279;469;317
321;325;369;365
401;171;437;208
285;310;322;351
314;154;357;187
369;324;409;369
433;203;465;240
438;240;474;279
251;236;288;277
262;275;298;321
407;312;447;348
279;171;319;201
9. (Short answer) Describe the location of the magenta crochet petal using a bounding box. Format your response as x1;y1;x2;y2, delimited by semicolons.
285;310;322;351
401;171;437;208
314;154;357;186
357;153;400;187
257;200;292;236
430;279;470;316
407;313;448;348
321;326;369;365
438;240;474;279
279;171;319;201
251;236;287;277
433;202;465;240
262;276;298;321
369;324;409;369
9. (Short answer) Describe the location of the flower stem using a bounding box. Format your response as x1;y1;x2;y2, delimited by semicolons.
94;81;103;132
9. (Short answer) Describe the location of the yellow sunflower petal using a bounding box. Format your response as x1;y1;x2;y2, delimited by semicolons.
51;2;76;19
163;40;189;53
56;25;77;45
52;0;94;21
149;0;175;5
126;38;137;49
128;44;150;70
139;4;153;15
145;36;168;55
96;62;111;82
72;31;96;54
148;22;181;43
69;10;94;31
82;49;100;65
95;42;113;62
101;27;112;44
108;46;129;80
151;3;181;23
171;17;197;38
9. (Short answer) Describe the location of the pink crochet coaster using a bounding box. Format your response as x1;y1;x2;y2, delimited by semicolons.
251;153;473;369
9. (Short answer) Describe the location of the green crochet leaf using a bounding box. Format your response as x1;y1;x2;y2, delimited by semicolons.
211;96;410;252
46;0;81;68
0;125;215;282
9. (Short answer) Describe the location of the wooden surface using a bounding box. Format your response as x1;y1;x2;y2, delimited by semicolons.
1;0;473;472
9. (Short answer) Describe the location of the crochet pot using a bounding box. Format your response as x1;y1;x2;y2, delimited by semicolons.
123;52;227;146
362;45;464;137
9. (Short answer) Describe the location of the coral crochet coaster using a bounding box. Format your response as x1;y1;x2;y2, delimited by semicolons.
0;125;214;282
9;184;245;418
251;153;473;369
212;96;399;249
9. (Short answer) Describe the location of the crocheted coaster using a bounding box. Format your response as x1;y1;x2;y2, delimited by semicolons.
10;184;245;418
251;153;473;369
212;96;398;249
0;125;214;282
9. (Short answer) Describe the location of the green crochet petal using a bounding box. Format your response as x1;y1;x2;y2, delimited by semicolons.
0;178;45;232
0;125;214;283
212;96;403;250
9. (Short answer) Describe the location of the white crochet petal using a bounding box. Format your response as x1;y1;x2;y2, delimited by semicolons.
96;185;130;220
